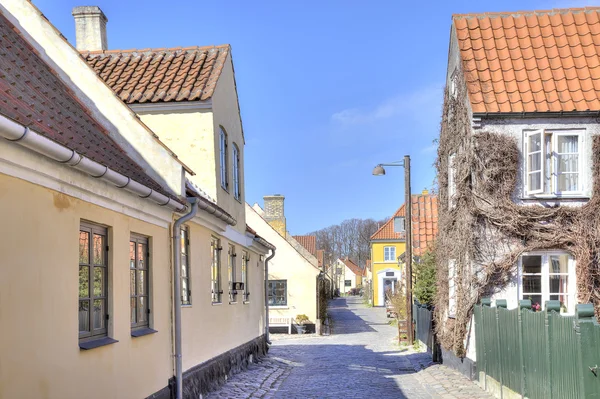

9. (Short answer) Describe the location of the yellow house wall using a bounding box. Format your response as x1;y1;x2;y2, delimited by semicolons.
0;173;173;399
181;220;265;371
137;110;217;199
371;240;406;306
246;204;319;322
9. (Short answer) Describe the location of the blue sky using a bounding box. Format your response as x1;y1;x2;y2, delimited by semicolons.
35;0;590;234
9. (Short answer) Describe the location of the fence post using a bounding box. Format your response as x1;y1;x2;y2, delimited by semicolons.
518;300;531;398
576;304;596;398
481;298;491;391
545;300;560;399
495;299;506;399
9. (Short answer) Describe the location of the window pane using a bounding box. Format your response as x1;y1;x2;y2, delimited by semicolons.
93;234;104;265
93;267;104;297
182;278;189;304
180;229;187;254
557;135;578;153
529;133;542;152
523;275;541;293
522;255;542;273
130;242;135;269
525;295;543;308
137;243;145;269
557;154;579;173
528;171;542;192
93;299;105;330
549;275;568;294
549;254;569;274
558;172;578;192
138;297;147;324
79;300;90;333
79;231;90;264
131;297;136;324
181;255;188;277
528;152;541;172
79;266;89;298
137;270;146;295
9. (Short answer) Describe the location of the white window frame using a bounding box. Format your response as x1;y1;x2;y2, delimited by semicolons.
383;246;396;262
448;153;456;208
448;259;456;318
524;129;583;197
517;251;576;314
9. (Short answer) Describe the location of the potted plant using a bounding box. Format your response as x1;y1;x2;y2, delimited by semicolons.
295;314;311;334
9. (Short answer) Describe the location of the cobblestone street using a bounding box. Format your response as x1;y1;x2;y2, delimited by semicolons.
207;297;491;399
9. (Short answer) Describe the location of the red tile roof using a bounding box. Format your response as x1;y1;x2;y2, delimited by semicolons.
81;45;229;104
292;235;317;256
0;12;178;201
341;258;362;276
371;191;438;256
454;8;600;113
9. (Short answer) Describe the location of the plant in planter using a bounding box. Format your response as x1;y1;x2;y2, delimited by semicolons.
295;314;311;334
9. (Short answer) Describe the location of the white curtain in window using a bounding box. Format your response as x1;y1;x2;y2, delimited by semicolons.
556;135;578;192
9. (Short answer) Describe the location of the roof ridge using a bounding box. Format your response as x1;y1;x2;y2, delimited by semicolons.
81;44;230;56
453;7;600;19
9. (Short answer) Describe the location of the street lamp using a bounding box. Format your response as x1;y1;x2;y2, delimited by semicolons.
372;155;413;344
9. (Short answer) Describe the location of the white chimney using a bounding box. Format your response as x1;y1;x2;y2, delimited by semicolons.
72;6;108;51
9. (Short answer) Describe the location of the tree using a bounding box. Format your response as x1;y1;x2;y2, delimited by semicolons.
414;246;437;305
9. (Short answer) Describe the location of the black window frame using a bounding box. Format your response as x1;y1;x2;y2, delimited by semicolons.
219;127;229;191
345;279;352;287
130;234;150;331
228;244;237;303
233;143;241;201
181;226;191;305
268;280;287;306
242;251;250;302
79;222;109;342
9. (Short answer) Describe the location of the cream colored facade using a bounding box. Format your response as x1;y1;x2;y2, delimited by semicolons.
0;2;271;398
334;259;358;295
246;204;320;323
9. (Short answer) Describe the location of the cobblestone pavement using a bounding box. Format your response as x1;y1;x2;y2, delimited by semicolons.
206;297;492;399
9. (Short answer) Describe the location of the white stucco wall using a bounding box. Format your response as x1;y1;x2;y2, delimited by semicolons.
246;204;320;322
1;0;186;194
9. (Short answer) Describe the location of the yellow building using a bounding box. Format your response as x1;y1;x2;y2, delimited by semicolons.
370;190;438;307
0;3;274;399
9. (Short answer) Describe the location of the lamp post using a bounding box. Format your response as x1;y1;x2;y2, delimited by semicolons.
372;155;413;344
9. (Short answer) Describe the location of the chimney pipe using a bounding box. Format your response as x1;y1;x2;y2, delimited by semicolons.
72;6;108;51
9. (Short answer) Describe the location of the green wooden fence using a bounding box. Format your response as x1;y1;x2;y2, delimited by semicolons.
474;299;600;398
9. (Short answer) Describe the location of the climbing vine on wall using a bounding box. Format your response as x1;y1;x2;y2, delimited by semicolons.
434;75;600;357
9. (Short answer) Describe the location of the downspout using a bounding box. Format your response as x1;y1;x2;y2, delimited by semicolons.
265;249;276;344
173;198;198;399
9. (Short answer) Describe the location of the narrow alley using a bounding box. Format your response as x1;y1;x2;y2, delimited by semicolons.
207;297;491;399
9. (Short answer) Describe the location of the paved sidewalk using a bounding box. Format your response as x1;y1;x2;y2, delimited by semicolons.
206;297;491;399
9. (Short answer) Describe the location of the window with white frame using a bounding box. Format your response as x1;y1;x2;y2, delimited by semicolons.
393;217;405;233
180;227;191;305
233;144;241;201
384;246;396;262
519;252;575;313
219;127;229;190
448;153;456;208
524;130;583;196
448;259;456;318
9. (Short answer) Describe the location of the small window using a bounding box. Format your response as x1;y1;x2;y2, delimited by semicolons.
242;251;250;302
233;144;241;201
130;234;150;330
393;217;405;233
268;280;287;306
385;272;395;277
519;252;575;313
448;153;456;208
219;128;229;190
228;244;237;303
211;237;222;303
79;222;109;342
449;70;459;99
448;259;456;318
181;227;191;305
524;130;582;196
345;280;352;287
384;246;396;262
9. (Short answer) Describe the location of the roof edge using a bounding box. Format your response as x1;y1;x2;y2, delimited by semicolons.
452;7;600;19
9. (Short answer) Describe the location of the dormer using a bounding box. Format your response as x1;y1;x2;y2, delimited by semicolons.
76;9;246;232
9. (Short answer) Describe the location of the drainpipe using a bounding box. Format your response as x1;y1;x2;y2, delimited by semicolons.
173;198;198;399
265;249;276;344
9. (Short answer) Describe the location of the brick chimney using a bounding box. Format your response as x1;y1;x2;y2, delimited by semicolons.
264;195;286;237
72;6;108;51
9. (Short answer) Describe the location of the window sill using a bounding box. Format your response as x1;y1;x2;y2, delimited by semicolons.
235;196;242;204
243;301;250;305
131;328;157;338
221;185;230;194
229;301;238;305
182;304;192;308
269;306;289;309
79;337;118;350
212;302;223;306
522;195;589;201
